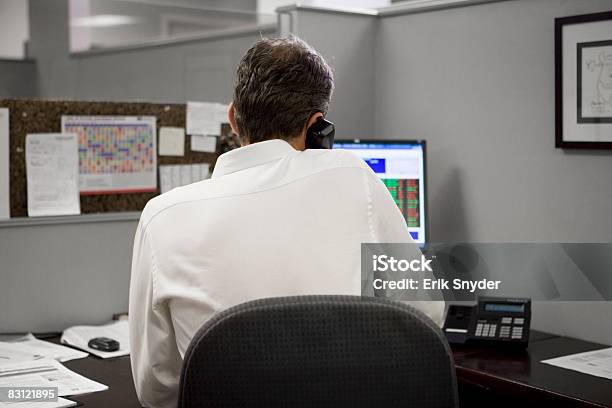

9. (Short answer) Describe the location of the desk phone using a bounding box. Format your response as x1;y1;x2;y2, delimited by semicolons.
443;296;531;347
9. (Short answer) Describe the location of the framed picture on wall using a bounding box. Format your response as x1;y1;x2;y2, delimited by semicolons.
555;10;612;149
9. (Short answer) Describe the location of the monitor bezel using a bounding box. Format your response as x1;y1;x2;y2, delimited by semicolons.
334;139;428;245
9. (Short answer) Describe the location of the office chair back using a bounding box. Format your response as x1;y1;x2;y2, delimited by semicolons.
178;295;458;408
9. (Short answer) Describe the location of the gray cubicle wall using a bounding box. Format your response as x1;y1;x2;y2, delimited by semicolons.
0;1;277;333
28;0;276;103
0;60;38;98
277;5;378;139
68;28;275;103
374;0;612;344
0;215;138;333
375;0;612;242
6;0;612;343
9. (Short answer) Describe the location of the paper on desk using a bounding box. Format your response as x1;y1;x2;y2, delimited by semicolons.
0;341;43;363
158;127;185;156
26;133;80;217
0;359;107;396
542;347;612;380
6;334;88;362
0;397;76;408
191;134;217;153
61;320;129;358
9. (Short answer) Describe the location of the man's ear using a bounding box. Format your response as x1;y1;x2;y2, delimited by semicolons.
291;112;324;151
228;102;239;136
305;112;323;131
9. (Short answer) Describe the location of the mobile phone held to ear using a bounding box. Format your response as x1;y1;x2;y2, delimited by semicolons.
305;117;335;149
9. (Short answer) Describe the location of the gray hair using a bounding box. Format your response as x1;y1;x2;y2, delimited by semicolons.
232;36;334;144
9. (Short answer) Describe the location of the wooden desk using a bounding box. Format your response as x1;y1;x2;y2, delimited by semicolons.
48;332;611;407
41;336;139;407
453;332;612;407
63;355;139;408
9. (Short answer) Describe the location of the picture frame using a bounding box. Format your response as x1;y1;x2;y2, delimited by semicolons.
555;10;612;149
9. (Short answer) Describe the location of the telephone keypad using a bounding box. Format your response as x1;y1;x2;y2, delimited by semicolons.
476;317;525;340
444;299;530;346
476;322;502;338
512;327;523;339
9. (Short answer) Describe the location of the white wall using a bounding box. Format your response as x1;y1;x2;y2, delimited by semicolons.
258;0;389;14
374;0;612;344
0;0;29;59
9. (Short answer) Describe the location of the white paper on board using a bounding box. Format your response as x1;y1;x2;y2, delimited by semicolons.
0;108;9;219
158;127;185;156
159;163;211;194
26;133;81;217
191;134;217;153
61;115;157;194
187;102;219;136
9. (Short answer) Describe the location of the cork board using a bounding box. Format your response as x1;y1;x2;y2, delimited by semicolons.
0;98;231;217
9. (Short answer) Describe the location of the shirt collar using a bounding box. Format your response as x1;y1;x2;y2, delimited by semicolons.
212;139;298;178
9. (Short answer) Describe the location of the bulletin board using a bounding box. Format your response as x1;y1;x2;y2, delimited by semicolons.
0;98;224;217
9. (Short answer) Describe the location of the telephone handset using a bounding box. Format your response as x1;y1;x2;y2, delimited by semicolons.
305;117;335;149
443;296;531;347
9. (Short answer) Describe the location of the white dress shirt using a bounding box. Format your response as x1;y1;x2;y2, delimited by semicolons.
129;139;444;408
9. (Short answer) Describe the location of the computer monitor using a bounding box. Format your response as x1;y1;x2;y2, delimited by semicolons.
334;139;427;245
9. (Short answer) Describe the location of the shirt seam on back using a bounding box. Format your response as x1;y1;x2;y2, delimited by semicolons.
363;170;377;242
140;164;368;233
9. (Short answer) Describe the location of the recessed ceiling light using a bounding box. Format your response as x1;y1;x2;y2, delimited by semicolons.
71;14;143;28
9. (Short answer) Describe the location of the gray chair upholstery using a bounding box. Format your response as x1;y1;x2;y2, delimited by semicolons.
178;295;458;408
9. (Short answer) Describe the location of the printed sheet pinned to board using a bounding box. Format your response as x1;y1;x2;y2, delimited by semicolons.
61;116;157;194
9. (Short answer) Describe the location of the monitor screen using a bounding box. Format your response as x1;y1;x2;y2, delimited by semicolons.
334;140;427;244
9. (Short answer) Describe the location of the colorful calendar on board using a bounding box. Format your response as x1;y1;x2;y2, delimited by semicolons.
62;116;157;194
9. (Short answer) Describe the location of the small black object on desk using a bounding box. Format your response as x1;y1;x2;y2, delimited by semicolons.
444;297;532;347
88;337;120;352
